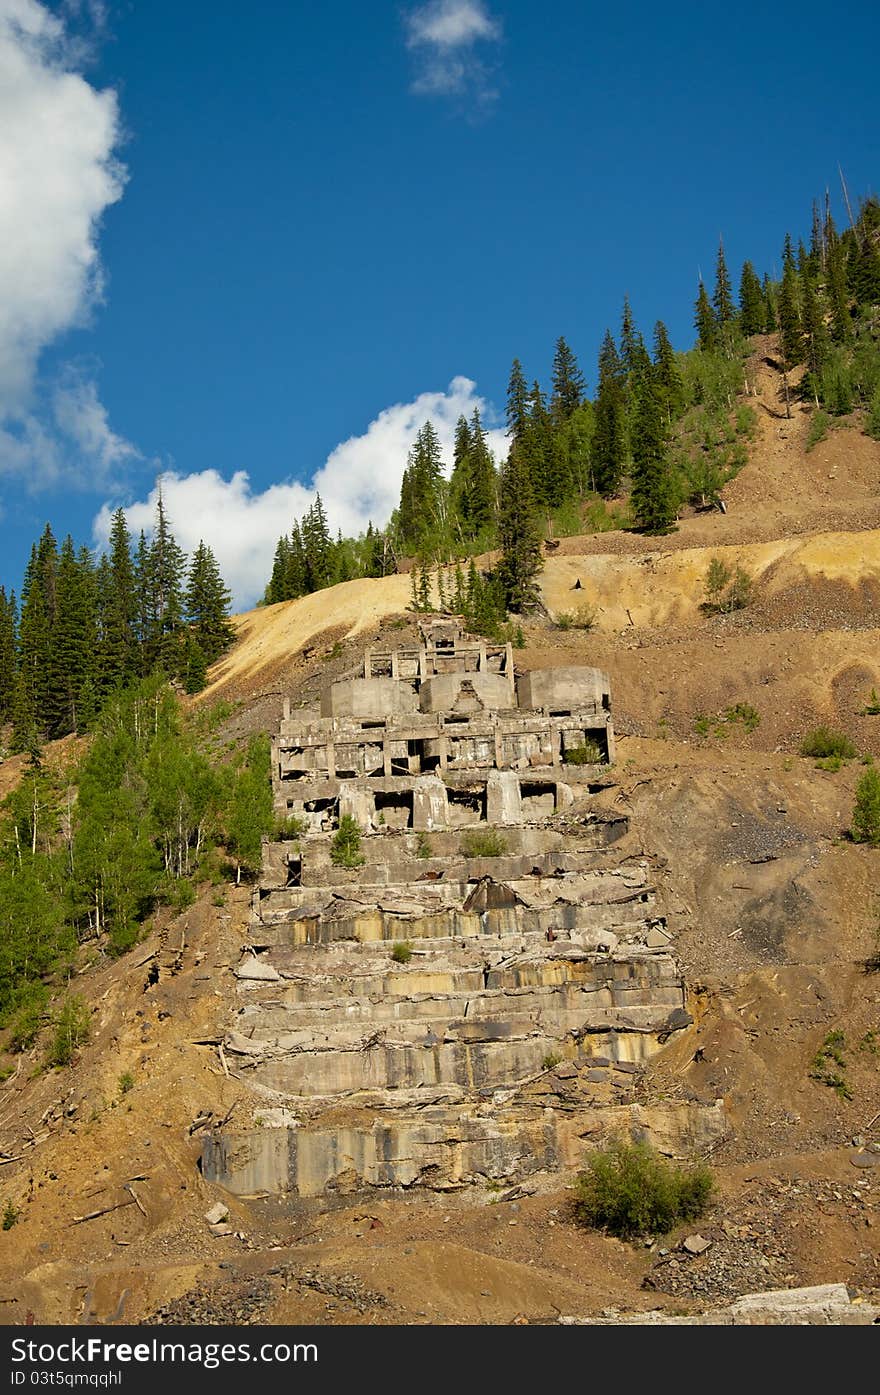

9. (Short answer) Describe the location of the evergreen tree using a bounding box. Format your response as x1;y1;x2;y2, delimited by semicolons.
694;281;717;351
46;537;96;737
801;273;829;396
100;508;139;692
713;238;735;325
762;273;777;333
738;261;765;336
825;216;851;342
652;321;684;419
506;358;530;445
145;492;186;671
591;330;627;495
398;422;445;549
620;297;651;381
185;541;235;664
550;336;585;422
456;408;496;536
777;248;804;368
496;446;542;612
629;378;675;534
301;494;332;590
0;588;16;722
265;536;291;604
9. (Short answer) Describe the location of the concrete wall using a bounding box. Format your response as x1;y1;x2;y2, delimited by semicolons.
419;671;513;714
516;667;611;712
321;677;417;720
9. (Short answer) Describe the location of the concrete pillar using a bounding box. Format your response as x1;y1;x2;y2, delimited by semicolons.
412;776;449;832
505;642;515;703
391;650;399;679
418;647;427;681
478;643;486;672
363;649;372;678
486;770;522;826
383;741;392;777
326;741;335;779
282;697;290;721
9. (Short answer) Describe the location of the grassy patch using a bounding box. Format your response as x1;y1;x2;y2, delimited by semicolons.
391;941;414;965
460;829;508;858
809;1030;853;1101
799;727;857;760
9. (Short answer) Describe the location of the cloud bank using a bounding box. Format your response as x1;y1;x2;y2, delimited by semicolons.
93;377;508;611
403;0;502;104
0;0;135;488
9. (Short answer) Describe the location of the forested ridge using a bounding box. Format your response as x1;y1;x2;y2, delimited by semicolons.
264;191;880;630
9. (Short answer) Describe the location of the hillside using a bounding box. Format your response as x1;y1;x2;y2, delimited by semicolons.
1;349;879;1326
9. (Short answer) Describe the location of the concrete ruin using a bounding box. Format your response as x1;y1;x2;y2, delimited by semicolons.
203;621;725;1198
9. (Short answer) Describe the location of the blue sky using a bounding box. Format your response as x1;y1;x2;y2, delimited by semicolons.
0;0;877;607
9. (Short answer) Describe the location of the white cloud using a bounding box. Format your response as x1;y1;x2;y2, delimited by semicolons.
52;366;139;473
0;0;134;486
404;1;502;103
93;377;508;611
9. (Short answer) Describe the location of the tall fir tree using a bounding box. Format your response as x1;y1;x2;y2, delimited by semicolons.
620;297;651;381
590;330;627;495
629;378;675;535
738;260;765;336
550;336;585;422
496;446;542;612
0;587;17;722
713;238;735;325
777;244;804;368
145;491;186;671
652;320;684;419
694;281;717;351
46;537;96;737
184;541;235;666
100;508;139;692
506;358;530;446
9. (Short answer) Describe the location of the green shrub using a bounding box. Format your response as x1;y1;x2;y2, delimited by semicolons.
330;814;365;868
852;767;880;846
542;1052;563;1070
809;1030;852;1100
46;996;90;1069
555;604;596;632
460;829;508;858
2;1200;20;1231
118;1071;135;1096
573;1139;714;1239
415;832;432;859
274;814;306;840
861;688;880;716
800;727;857;760
563;740;605;765
391;941;413;965
806;410;832;451
701;557;753;614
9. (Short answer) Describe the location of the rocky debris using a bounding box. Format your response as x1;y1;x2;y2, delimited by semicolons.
276;1267;390;1313
143;1277;275;1326
645;1171;879;1300
559;1284;880;1325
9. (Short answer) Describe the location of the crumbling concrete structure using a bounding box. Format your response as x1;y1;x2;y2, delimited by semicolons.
204;622;725;1198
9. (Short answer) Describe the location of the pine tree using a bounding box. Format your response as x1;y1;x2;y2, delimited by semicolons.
46;537;96;737
145;491;186;671
0;587;17;722
761;273;777;333
620;297;651;381
265;536;291;604
398;423;445;549
550;336;585;422
652;321;683;419
301;495;332;591
801;273;829;396
185;541;235;665
591;330;627;495
825;217;850;342
713;238;735;325
738;261;765;336
496;446;542;612
630;378;675;534
777;246;804;368
694;281;717;351
506;358;530;445
99;508;139;692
